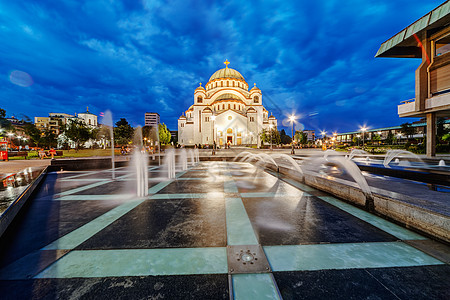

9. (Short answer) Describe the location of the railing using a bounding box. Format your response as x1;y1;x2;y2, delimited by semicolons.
400;98;415;104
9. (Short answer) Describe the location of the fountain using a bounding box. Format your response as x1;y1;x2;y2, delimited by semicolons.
194;148;200;164
188;149;195;166
164;149;176;179
439;160;446;167
271;153;303;175
131;126;148;197
383;150;422;167
348;149;370;160
180;149;188;170
323;149;338;159
101;110;115;179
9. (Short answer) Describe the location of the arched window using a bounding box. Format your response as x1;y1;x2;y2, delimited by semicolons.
234;104;236;109
227;81;229;87
228;104;230;109
232;81;235;87
197;96;203;103
254;96;259;103
221;82;223;87
222;104;225;110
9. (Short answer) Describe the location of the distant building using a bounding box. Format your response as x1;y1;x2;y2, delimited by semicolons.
376;2;450;156
145;112;160;128
178;60;277;146
74;107;98;129
336;119;450;144
34;107;98;135
303;130;315;142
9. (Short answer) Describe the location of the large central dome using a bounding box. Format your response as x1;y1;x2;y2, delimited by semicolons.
208;60;245;82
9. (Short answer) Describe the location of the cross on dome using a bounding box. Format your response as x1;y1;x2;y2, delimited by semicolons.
224;59;230;68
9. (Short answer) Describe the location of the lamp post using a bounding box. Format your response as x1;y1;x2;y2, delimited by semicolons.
211;115;216;155
356;134;361;147
321;131;326;150
269;124;273;151
289;115;296;154
361;127;367;148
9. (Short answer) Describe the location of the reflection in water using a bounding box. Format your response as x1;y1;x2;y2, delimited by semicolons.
0;168;43;215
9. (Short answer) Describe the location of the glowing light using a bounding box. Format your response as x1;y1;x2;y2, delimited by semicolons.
9;70;33;87
289;115;296;122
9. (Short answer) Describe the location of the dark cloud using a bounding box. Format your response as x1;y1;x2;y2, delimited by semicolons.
0;0;444;132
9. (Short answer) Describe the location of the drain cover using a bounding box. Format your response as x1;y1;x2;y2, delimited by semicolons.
227;244;271;274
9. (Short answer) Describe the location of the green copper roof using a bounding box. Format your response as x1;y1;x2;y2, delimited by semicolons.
376;1;450;58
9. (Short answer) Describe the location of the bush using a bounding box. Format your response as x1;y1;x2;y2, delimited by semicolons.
436;144;450;153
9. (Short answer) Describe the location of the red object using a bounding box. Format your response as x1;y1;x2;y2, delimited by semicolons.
0;141;7;161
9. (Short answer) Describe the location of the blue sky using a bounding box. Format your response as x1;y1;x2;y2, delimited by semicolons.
0;0;444;133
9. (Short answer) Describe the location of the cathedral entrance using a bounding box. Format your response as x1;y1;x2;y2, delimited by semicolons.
227;136;233;145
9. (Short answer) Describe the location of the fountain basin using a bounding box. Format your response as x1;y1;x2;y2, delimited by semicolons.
274;164;450;243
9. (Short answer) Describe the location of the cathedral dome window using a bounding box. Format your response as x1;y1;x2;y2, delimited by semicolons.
197;96;203;103
254;96;259;103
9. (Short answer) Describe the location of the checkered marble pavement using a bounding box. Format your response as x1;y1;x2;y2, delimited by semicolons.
0;162;448;299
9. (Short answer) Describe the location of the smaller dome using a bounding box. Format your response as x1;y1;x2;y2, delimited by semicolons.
203;107;212;112
179;115;186;119
250;83;260;91
269;115;276;119
195;82;205;91
247;107;256;113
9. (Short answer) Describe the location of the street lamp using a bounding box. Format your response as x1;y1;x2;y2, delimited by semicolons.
356;134;361;146
360;126;367;148
211;115;216;155
269;124;273;151
289;115;296;154
321;131;326;150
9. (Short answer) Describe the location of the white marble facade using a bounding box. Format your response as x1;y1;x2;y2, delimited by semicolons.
178;60;277;146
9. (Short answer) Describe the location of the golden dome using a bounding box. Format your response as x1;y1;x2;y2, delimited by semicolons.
208;60;246;82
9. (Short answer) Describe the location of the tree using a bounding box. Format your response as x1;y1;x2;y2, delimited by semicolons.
65;119;92;151
294;130;308;145
280;129;291;145
386;131;394;145
114;118;134;146
39;129;58;148
158;123;171;145
0;107;12;135
23;122;41;147
400;122;414;140
372;134;381;145
437;117;450;143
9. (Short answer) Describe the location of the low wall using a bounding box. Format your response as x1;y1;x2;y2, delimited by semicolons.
0;168;47;238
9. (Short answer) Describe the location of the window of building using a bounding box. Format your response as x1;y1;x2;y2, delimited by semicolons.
250;117;254;122
205;117;209;122
197;96;203;103
181;123;184;127
234;104;236;109
254;96;259;103
227;81;229;87
228;104;230;109
227;128;233;134
435;34;450;57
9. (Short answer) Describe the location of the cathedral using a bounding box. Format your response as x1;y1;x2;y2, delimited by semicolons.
178;60;277;146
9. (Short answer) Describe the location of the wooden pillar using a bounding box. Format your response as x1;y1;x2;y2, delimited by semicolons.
426;112;436;157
